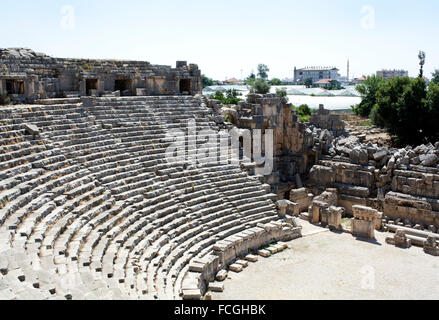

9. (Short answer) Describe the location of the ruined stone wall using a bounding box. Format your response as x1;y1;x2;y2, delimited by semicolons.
310;104;347;137
242;94;315;158
391;169;439;198
306;130;439;226
384;165;439;227
211;94;337;199
0;48;202;103
218;94;439;228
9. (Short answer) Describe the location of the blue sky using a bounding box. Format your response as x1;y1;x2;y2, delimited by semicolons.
1;0;438;80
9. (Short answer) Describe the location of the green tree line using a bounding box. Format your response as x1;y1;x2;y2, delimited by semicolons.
352;70;439;146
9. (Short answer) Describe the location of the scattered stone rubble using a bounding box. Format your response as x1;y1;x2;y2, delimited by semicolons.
2;50;439;301
386;230;412;248
305;124;439;227
184;225;299;300
346;122;391;146
211;94;338;199
209;92;439;255
385;223;439;252
424;236;439;256
310;105;347;137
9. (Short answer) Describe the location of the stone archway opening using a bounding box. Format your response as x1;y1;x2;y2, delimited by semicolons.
86;79;98;96
115;79;132;96
179;79;192;95
6;80;24;95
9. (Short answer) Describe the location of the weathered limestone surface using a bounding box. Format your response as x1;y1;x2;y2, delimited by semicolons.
0;48;202;104
0;95;301;301
4;66;439;302
384;192;439;227
215;270;228;282
276;199;294;216
306;188;345;228
301;109;439;228
310;104;346;137
386;230;412;248
289;188;313;216
23;123;40;136
424;236;439;256
208;93;439;256
352;205;382;239
215;94;324;198
326;206;344;230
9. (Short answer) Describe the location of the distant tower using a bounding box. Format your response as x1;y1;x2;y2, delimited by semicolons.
347;59;350;81
418;51;426;78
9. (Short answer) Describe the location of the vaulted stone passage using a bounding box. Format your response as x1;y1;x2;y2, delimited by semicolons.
0;48;203;104
5;79;24;95
179;79;191;94
85;78;98;96
114;79;132;96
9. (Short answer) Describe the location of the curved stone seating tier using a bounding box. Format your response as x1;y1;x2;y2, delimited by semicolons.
0;96;299;300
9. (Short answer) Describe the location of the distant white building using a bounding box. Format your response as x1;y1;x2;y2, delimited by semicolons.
294;66;340;84
281;77;295;84
376;69;408;79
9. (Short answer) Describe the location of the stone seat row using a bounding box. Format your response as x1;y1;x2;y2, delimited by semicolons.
0;96;296;300
0;164;91;230
82;164;276;298
12;162;266;298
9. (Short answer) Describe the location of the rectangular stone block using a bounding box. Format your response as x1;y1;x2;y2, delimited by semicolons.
188;262;205;273
266;247;278;254
182;289;202;300
258;249;271;258
215;270;228;282
235;260;249;268
244;254;259;262
229;264;243;273
352;219;375;239
273;244;286;252
208;282;224;293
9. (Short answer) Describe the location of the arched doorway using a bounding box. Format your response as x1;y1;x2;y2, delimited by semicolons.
115;79;133;96
179;79;192;94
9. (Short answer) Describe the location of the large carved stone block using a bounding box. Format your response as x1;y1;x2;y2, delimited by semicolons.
289;188;313;216
309;200;329;224
352;219;375;239
276;199;294;217
386;230;412;248
384;192;439;228
309;165;335;184
424;236;439;256
352;205;382;239
327;206;344;230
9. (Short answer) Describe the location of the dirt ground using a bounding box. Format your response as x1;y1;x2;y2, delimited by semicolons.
211;221;439;300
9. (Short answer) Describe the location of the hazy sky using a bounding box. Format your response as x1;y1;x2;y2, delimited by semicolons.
2;0;438;80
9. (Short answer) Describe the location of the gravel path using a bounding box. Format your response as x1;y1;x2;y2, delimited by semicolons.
211;221;439;300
